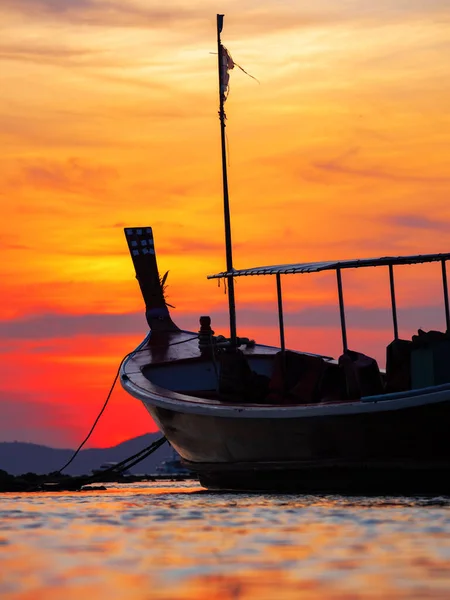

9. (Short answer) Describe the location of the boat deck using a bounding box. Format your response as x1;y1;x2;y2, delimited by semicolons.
121;329;450;419
126;329;332;368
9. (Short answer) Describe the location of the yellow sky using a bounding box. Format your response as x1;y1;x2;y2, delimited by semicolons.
1;0;450;445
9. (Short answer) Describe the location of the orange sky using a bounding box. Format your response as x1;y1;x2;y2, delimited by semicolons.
1;0;450;448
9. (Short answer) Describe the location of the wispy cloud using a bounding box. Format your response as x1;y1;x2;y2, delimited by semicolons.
158;238;242;256
3;0;205;29
208;303;447;332
0;311;148;340
9;158;118;193
313;150;450;184
384;213;450;231
5;0;450;31
2;303;442;342
0;112;131;149
2;0;330;33
0;43;100;66
0;238;30;251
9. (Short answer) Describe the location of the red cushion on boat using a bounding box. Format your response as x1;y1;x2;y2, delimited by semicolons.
268;351;326;405
338;350;384;399
386;339;412;393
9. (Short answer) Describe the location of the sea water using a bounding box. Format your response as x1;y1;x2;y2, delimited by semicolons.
1;482;450;599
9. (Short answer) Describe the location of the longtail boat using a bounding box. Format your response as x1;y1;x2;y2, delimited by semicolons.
120;16;450;493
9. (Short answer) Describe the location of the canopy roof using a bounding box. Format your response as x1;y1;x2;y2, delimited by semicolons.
208;252;450;279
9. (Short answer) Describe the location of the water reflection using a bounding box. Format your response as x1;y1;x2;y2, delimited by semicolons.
1;483;450;599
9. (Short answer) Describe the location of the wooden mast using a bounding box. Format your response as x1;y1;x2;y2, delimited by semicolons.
217;14;237;346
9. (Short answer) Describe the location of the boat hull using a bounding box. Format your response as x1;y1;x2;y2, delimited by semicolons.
194;462;450;494
143;399;450;493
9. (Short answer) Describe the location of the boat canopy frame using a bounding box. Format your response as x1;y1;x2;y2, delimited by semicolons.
208;252;450;353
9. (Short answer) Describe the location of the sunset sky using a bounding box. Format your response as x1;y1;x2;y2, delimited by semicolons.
1;0;450;449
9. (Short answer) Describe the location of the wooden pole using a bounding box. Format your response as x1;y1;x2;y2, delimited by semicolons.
276;273;286;353
217;14;237;346
389;264;399;340
336;268;348;353
442;259;450;332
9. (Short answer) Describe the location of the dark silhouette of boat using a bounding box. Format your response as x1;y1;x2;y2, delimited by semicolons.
119;16;450;493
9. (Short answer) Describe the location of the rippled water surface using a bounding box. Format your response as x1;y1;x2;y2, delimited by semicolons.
1;482;450;599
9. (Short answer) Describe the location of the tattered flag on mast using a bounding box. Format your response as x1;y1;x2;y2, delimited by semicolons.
218;21;258;105
220;46;235;104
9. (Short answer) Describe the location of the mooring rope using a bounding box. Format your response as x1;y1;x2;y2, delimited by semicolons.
57;333;197;474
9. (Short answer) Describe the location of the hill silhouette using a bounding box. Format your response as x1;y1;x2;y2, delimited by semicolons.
0;433;173;476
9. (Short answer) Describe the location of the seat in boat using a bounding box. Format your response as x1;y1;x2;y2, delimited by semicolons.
267;351;327;405
338;350;384;399
385;338;412;393
218;350;270;403
386;330;450;392
410;329;450;388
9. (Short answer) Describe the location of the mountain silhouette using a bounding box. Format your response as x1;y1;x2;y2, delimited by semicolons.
0;433;173;476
